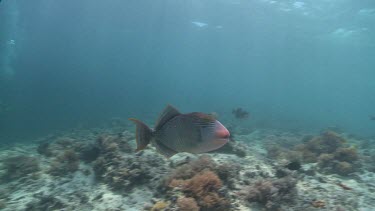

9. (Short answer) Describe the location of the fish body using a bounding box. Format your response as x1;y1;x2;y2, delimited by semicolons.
129;105;230;157
232;107;249;119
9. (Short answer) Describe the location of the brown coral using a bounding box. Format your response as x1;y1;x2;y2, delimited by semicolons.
166;155;239;188
177;197;199;211
183;170;222;197
166;155;216;185
182;170;230;211
165;166;230;211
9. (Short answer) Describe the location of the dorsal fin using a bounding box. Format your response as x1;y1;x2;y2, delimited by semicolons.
155;104;181;130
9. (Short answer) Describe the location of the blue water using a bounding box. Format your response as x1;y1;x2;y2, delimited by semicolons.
1;0;375;141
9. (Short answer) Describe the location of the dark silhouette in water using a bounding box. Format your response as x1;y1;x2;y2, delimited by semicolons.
370;116;375;121
232;108;249;119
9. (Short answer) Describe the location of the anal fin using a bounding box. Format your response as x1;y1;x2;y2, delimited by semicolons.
152;139;178;158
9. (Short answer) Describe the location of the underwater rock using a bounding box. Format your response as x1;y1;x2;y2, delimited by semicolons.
1;155;40;182
244;176;297;210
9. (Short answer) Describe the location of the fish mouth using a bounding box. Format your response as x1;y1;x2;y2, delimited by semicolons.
214;120;230;139
221;133;230;139
214;137;230;146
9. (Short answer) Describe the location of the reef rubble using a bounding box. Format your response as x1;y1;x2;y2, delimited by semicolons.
0;126;374;210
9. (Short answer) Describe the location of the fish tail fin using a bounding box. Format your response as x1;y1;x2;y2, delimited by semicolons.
129;118;153;152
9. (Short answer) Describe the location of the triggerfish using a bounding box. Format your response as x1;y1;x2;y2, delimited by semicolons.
129;105;230;158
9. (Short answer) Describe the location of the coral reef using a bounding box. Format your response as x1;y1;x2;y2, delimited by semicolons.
151;201;169;211
93;134;167;191
267;131;361;176
95;134;133;154
244;176;298;210
183;170;230;210
48;149;79;176
1;155;40;181
177;197;200;211
168;170;230;211
161;155;235;211
1;126;374;211
295;130;346;162
334;147;359;162
166;155;240;188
